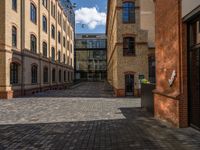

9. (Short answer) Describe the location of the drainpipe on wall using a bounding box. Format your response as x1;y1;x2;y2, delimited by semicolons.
21;0;25;96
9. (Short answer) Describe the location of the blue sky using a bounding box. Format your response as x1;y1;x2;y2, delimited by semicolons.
71;0;107;33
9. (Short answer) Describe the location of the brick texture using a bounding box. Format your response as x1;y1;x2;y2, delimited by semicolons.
154;0;188;127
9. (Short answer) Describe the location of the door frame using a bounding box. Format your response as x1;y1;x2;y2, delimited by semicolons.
187;15;200;130
124;72;135;96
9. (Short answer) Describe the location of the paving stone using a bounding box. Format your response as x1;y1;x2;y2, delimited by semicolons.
0;82;199;149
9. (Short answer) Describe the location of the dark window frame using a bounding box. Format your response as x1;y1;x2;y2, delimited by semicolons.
12;26;17;48
52;68;56;82
59;70;62;83
43;67;49;83
58;31;61;43
51;47;55;62
122;2;135;23
12;0;17;11
42;15;47;33
31;65;38;84
30;34;37;53
43;42;47;57
10;62;19;84
30;3;37;24
58;51;61;63
123;37;135;56
51;24;55;39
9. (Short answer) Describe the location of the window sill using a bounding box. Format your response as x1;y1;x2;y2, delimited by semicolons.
123;54;136;57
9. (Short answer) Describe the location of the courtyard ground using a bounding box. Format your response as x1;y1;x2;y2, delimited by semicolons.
0;82;199;150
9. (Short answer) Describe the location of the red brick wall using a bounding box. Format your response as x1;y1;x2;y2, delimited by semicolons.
154;0;188;127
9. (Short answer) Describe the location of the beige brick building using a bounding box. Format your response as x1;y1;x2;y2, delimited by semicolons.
106;0;154;97
0;0;74;99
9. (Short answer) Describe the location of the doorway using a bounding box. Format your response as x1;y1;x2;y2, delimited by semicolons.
125;74;134;96
188;17;200;129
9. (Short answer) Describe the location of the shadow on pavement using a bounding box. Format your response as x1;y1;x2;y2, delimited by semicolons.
0;108;200;150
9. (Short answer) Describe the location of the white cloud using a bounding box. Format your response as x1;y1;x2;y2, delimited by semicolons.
75;7;106;30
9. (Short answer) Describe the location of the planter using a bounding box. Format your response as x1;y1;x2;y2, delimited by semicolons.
141;83;155;115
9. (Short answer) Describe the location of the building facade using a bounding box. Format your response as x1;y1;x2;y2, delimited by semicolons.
106;0;151;97
75;34;107;81
154;0;200;129
140;0;156;83
0;0;75;99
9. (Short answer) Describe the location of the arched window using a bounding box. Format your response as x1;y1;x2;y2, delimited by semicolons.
51;24;55;39
58;31;61;43
12;26;17;47
59;70;62;82
31;65;37;83
63;37;66;47
64;71;66;82
123;37;135;56
12;0;17;11
63;54;66;64
58;51;61;63
30;34;37;53
30;3;37;23
42;16;47;33
51;47;55;62
52;68;56;82
10;62;19;84
43;67;48;83
122;2;135;23
43;42;47;57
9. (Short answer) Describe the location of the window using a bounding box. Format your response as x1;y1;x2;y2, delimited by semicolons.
123;2;135;23
123;37;135;56
64;71;66;82
42;0;48;8
52;68;56;82
51;2;55;18
43;67;48;83
71;72;73;81
51;47;55;62
30;3;37;24
59;70;62;82
10;62;19;84
58;31;61;43
58;51;61;63
63;21;66;32
43;42;47;57
43;16;47;33
31;65;37;84
68;71;70;81
30;34;37;53
51;24;55;39
58;12;61;25
12;26;17;48
63;54;66;64
12;0;17;11
63;37;66;47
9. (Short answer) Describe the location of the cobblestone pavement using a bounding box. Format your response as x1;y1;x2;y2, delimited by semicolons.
0;82;200;150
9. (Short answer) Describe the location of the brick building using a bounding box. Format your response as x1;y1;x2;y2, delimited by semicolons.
154;0;200;129
106;0;155;97
0;0;75;99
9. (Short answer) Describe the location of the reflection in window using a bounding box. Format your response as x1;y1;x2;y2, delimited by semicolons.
123;37;135;56
30;3;37;23
123;2;135;23
10;62;19;84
